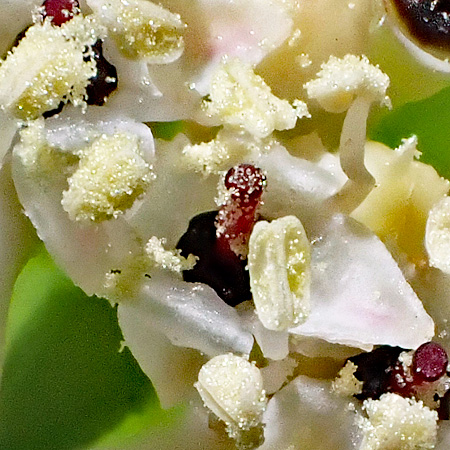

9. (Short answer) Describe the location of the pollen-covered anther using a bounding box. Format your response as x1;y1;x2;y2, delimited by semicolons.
204;57;310;138
359;393;438;450
304;55;390;213
182;128;268;176
425;196;450;274
16;118;78;177
62;132;155;223
145;236;197;272
89;0;185;63
0;16;102;120
195;354;267;434
248;215;311;331
304;54;390;113
332;361;364;397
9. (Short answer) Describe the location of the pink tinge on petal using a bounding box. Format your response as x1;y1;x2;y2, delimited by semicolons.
189;0;293;94
290;214;435;350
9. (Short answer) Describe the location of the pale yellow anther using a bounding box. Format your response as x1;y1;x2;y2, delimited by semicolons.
425;196;450;274
359;393;438;450
195;354;267;431
145;236;197;272
304;54;390;113
332;361;363;397
62;132;154;223
204;58;309;138
90;0;185;63
248;215;311;331
0;16;100;120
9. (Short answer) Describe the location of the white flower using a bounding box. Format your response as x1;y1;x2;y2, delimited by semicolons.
2;1;450;450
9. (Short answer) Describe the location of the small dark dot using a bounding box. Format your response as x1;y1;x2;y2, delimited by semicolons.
42;101;65;118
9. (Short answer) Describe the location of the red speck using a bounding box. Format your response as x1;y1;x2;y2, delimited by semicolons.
224;164;266;205
42;0;79;26
413;342;448;383
216;164;266;258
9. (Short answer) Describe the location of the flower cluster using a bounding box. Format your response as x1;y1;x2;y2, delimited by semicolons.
2;1;450;450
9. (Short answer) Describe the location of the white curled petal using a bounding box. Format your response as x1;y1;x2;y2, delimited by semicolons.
290;214;435;350
11;116;151;297
261;376;360;450
118;301;204;408
256;144;347;226
127;135;218;247
133;275;254;357
44;108;155;161
237;302;289;361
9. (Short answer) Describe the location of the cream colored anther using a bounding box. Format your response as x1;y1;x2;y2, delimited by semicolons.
89;0;185;63
425;196;450;274
248;215;311;331
195;354;267;431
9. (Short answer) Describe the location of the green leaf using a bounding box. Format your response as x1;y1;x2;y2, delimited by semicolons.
369;85;450;179
0;246;182;450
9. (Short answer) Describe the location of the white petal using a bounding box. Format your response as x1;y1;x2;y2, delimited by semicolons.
290;336;369;359
260;357;297;395
11;115;152;296
44;107;155;160
290;214;435;350
256;144;346;227
159;0;293;96
261;376;360;450
127;134;218;247
131;274;254;357
118;301;204;408
237;302;289;361
100;42;202;122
